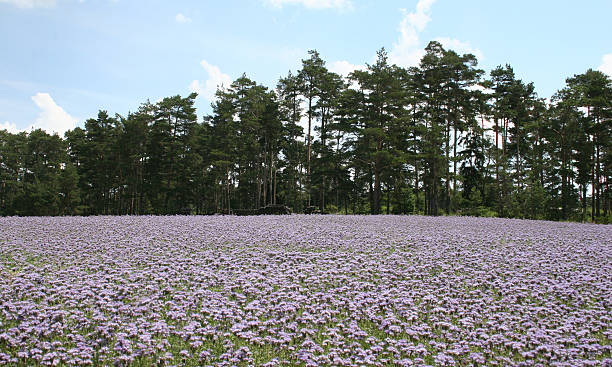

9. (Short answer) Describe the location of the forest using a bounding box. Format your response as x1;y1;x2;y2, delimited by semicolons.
0;41;610;222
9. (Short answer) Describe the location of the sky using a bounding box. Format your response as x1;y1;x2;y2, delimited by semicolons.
1;0;611;136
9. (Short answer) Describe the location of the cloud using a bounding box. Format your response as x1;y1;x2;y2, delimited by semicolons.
389;0;483;68
188;80;204;97
0;0;55;8
189;60;232;101
599;54;612;77
0;121;20;134
467;83;490;93
389;0;436;67
329;60;365;77
265;0;352;10
175;13;191;23
434;37;483;60
0;94;77;135
30;93;78;135
329;60;366;89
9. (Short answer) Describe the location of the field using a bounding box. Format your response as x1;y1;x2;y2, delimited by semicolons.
0;215;610;366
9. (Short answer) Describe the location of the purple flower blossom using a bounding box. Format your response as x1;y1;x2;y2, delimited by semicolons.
0;215;610;366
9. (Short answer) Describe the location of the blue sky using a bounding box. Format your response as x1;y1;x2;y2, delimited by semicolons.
1;0;611;135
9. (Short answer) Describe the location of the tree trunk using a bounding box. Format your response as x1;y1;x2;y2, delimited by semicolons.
368;169;374;213
386;185;390;214
495;118;502;216
592;137;595;222
453;124;457;197
320;110;326;211
445;120;450;215
272;165;276;205
307;97;312;207
596;135;600;218
561;137;567;220
424;187;429;216
582;184;587;222
373;172;381;215
262;159;267;207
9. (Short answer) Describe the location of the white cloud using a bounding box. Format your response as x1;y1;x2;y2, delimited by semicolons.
467;83;490;93
0;0;55;8
329;60;366;89
0;94;76;135
298;109;309;137
189;60;232;101
407;0;436;32
265;0;352;10
389;0;436;67
0;121;21;134
434;37;483;60
329;60;365;77
188;80;204;96
175;13;191;23
29;93;77;135
388;0;483;68
599;54;612;77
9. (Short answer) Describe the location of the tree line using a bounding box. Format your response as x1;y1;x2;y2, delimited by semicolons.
1;41;611;222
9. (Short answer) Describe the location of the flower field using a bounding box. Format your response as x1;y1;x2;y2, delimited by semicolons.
0;215;610;366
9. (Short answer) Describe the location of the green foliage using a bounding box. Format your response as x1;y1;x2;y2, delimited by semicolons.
1;45;610;221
